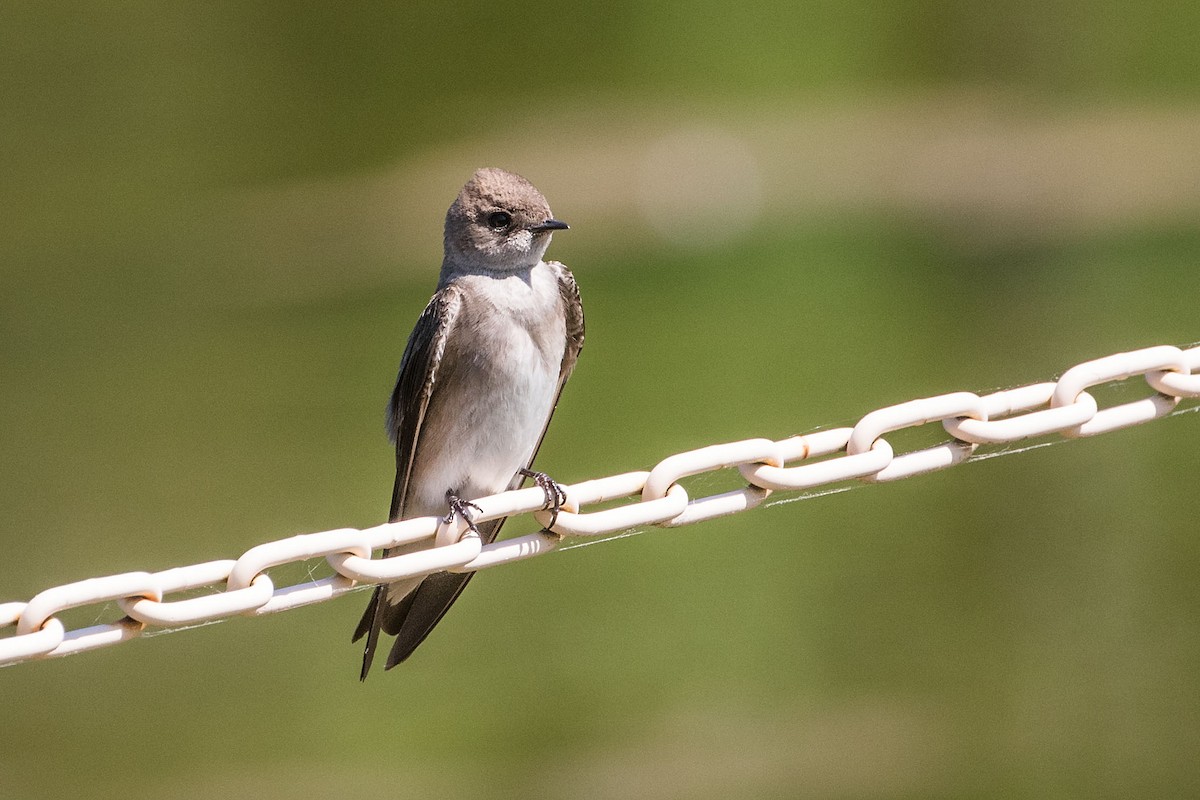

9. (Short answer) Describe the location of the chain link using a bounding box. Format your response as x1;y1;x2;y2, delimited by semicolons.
2;343;1197;667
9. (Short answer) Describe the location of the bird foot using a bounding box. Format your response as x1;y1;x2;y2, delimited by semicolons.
444;491;483;536
520;468;568;534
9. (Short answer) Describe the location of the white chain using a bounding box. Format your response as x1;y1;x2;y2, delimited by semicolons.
2;343;1198;667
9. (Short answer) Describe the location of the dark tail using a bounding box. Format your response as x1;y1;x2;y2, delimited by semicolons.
383;570;479;668
351;584;384;682
353;517;504;678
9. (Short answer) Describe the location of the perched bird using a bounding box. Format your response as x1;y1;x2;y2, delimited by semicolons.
353;168;584;678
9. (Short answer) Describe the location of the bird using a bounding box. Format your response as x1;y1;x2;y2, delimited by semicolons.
353;167;584;678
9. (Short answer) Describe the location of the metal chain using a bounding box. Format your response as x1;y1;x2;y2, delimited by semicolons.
2;343;1198;668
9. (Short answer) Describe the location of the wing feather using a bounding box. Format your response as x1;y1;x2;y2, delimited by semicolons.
353;285;463;679
386;286;463;522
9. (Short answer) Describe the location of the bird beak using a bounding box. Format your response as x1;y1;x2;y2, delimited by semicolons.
529;219;569;233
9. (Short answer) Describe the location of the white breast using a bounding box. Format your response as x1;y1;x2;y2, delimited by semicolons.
405;261;566;515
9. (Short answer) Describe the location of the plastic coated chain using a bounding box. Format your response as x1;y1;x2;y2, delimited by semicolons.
2;344;1197;667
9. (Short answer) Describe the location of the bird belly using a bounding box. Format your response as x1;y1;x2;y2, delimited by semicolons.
405;325;561;516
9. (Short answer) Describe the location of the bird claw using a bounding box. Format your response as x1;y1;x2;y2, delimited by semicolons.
443;491;483;535
520;468;568;533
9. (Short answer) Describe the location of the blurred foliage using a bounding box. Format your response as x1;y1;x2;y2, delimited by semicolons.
2;3;1199;799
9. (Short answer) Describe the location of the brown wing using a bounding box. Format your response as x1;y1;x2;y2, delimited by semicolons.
523;262;585;469
385;285;464;523
352;285;463;679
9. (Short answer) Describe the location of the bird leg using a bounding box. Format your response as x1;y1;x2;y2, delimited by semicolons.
444;490;483;535
520;467;568;533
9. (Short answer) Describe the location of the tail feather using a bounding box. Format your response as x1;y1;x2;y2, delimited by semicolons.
356;517;505;677
351;585;383;682
385;570;479;668
352;586;379;643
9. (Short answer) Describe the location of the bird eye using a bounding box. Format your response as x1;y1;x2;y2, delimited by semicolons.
486;211;512;230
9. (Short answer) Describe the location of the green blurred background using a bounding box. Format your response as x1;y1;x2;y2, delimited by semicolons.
2;2;1199;798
